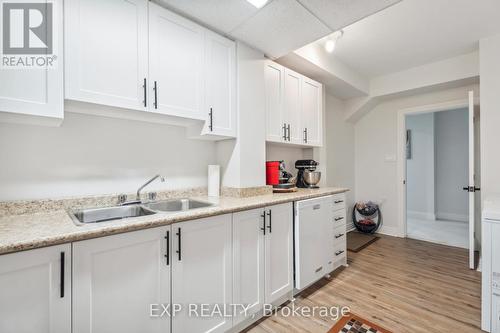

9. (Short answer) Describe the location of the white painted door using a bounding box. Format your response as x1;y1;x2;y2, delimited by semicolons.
65;0;149;111
0;244;71;333
283;69;302;144
73;227;171;333
0;0;63;125
203;31;236;137
233;208;266;325
265;61;286;143
301;77;323;146
149;2;204;119
172;215;233;333
468;90;477;270
265;203;293;304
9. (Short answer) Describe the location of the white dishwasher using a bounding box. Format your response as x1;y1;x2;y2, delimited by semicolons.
294;195;334;291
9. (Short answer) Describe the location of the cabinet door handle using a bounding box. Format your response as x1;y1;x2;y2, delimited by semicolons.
287;124;291;141
282;123;287;141
176;228;182;261
261;211;266;235
303;128;307;143
267;210;272;233
335;233;345;239
142;78;147;107
153;81;158;109
334;200;344;204
313;204;321;210
60;252;65;298
335;217;344;222
209;108;213;131
335;250;345;256
165;230;170;266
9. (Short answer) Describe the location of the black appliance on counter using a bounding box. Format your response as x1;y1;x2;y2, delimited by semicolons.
295;159;320;188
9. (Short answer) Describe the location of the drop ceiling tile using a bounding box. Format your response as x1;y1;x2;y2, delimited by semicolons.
156;0;262;33
230;0;331;58
297;0;402;31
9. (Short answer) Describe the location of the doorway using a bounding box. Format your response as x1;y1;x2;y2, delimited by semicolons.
405;109;468;248
397;92;480;269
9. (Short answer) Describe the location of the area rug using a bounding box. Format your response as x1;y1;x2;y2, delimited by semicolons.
347;231;379;252
328;313;392;333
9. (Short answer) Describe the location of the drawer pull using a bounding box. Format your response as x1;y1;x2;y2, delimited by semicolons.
335;250;345;256
315;266;323;273
334;200;344;204
334;217;344;221
335;233;345;239
313;204;321;210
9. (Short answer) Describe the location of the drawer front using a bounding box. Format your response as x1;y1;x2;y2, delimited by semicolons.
333;242;347;269
332;194;346;212
333;210;347;228
333;225;346;245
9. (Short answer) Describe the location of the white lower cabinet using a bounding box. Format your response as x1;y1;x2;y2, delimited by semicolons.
0;244;71;333
232;209;266;326
72;226;171;333
233;203;293;326
171;214;233;333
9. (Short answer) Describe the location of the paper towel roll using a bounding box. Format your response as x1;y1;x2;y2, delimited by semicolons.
208;165;220;197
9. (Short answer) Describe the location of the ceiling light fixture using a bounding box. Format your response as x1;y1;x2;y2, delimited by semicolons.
325;30;344;53
246;0;268;9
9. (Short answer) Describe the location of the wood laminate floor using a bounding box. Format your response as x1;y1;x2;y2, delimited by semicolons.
245;235;482;333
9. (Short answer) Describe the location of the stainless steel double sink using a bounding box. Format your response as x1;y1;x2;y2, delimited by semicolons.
69;198;214;225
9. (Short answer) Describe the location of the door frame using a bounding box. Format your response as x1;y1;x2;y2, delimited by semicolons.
396;97;479;240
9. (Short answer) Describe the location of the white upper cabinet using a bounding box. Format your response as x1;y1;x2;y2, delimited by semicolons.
65;0;149;111
0;0;63;126
283;68;303;145
265;60;323;147
149;3;204;120
72;226;171;333
265;61;285;143
203;31;236;137
64;0;236;139
0;244;71;333
171;214;233;333
301;77;323;146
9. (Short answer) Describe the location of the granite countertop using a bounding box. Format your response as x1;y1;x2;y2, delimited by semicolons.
0;187;348;255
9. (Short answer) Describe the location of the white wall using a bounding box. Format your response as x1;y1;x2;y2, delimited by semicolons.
0;113;217;201
324;93;355;229
354;84;478;236
216;42;266;188
435;109;469;221
406;113;435;219
480;34;500;203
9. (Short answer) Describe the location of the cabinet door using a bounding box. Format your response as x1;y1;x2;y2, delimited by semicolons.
265;61;285;143
283;69;302;144
73;227;171;333
204;31;236;137
233;209;266;325
265;203;293;304
172;215;232;333
301;77;323;146
0;244;71;333
65;0;148;111
0;0;63;125
149;3;204;120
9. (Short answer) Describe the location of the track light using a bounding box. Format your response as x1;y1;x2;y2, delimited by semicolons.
325;30;344;53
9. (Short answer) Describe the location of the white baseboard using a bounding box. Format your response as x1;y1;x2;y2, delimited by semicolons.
407;210;436;220
377;225;404;238
435;212;468;222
